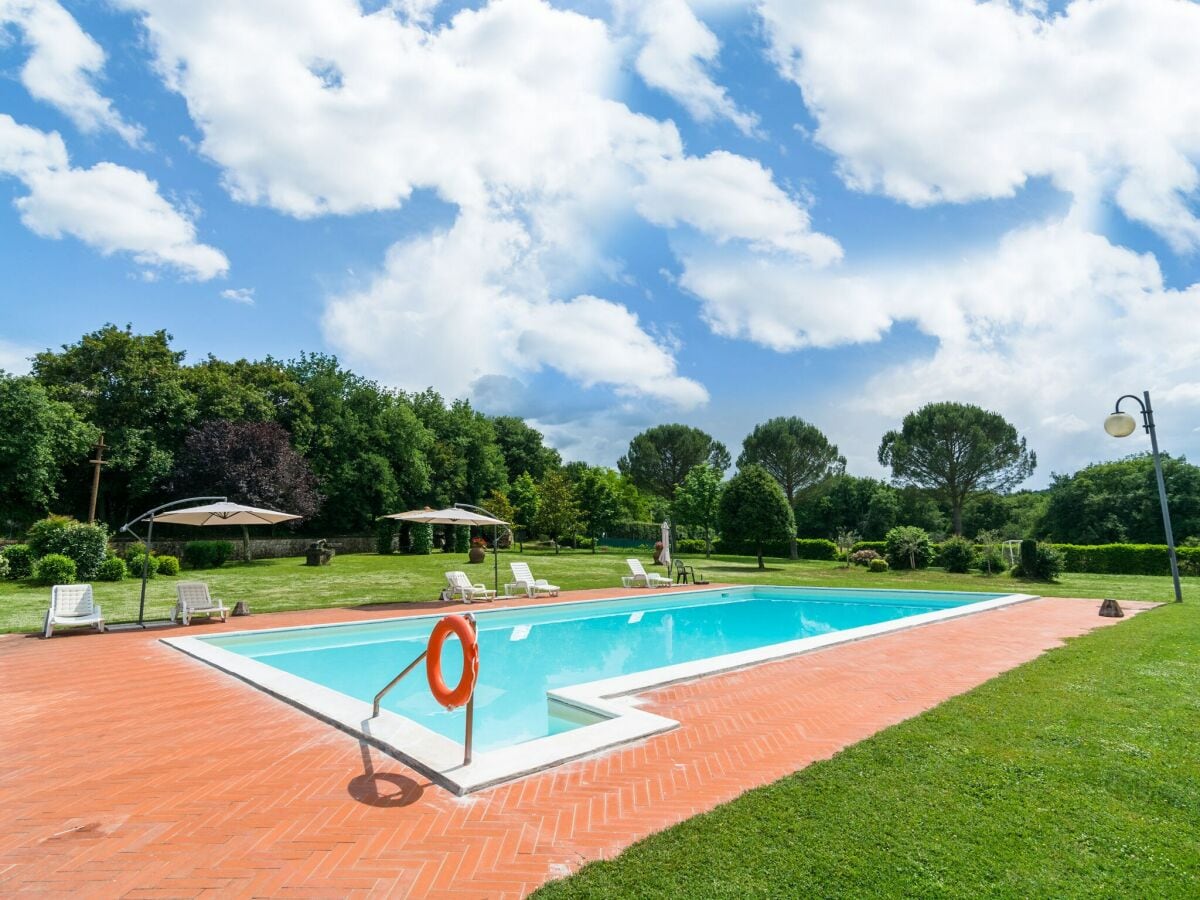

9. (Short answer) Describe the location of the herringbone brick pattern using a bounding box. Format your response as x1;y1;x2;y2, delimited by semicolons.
0;591;1148;897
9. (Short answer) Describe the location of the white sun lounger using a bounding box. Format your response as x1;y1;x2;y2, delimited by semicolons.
508;561;559;598
44;584;105;638
173;582;229;625
443;570;497;603
623;558;672;589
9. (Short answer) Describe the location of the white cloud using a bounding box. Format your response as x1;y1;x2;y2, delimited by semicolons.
117;0;833;407
0;338;34;374
616;0;757;134
635;150;841;263
221;287;255;305
759;0;1200;250
324;210;707;408
0;114;229;279
0;0;142;144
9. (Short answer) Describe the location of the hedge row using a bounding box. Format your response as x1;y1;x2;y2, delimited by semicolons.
1052;543;1200;577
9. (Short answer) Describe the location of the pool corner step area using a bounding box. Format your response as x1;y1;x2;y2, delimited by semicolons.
163;585;1037;794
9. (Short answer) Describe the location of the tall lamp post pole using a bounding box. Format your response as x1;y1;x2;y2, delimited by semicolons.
1104;391;1183;603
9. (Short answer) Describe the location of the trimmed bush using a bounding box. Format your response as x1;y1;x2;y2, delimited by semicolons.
2;544;34;579
1052;543;1200;577
26;516;108;580
127;550;159;579
976;546;1005;575
868;557;890;573
156;554;180;576
885;526;935;570
795;539;839;561
1013;542;1064;581
851;541;888;555
33;553;76;586
676;538;708;554
375;519;396;555
410;522;433;555
96;556;127;581
939;537;977;573
454;526;471;553
0;554;7;579
849;548;881;567
182;540;234;569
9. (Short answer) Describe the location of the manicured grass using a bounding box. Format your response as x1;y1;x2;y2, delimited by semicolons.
535;600;1200;898
1;548;1194;632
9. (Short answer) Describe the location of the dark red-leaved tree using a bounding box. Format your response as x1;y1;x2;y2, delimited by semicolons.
172;420;322;560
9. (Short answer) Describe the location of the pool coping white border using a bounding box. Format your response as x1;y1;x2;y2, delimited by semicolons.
163;586;1038;795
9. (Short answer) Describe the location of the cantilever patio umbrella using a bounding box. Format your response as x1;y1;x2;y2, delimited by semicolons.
382;505;509;595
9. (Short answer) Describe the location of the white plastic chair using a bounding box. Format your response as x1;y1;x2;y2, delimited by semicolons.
44;584;105;638
443;570;497;603
623;558;672;589
173;582;229;625
509;561;560;597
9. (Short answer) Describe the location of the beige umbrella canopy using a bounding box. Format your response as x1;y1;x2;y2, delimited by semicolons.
384;506;509;593
151;501;302;563
382;507;507;526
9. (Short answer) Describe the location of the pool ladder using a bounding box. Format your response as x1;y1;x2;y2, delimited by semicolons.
370;613;476;766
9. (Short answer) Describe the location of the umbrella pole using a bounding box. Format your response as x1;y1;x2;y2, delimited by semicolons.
493;524;499;596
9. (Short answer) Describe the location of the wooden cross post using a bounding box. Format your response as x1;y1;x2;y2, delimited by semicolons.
87;433;107;524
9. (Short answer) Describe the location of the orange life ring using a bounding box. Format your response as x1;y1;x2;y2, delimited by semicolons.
426;615;479;710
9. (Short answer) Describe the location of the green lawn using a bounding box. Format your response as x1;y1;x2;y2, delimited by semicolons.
1;548;1194;633
535;599;1200;898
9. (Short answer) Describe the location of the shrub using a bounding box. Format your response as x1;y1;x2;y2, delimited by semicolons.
454;526;471;553
127;550;159;579
33;553;77;586
96;556;127;581
575;536;595;550
410;522;433;555
26;515;75;557
676;538;708;554
182;540;234;569
869;558;890;573
156;554;180;576
939;536;977;573
2;544;34;579
850;540;888;555
849;548;881;567
795;538;839;561
1013;542;1064;581
1053;543;1200;577
885;526;935;570
0;554;7;579
976;546;1005;575
375;519;396;555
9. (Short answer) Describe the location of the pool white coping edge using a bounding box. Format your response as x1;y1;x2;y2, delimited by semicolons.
163;587;1039;795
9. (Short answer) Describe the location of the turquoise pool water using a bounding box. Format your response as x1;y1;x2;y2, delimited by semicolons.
201;586;1004;753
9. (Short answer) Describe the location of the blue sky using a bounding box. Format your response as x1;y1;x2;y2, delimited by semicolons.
2;0;1199;486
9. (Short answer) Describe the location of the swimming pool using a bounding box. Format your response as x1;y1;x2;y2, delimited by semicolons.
165;585;1033;793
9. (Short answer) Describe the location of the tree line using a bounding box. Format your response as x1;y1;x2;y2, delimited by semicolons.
2;325;1197;549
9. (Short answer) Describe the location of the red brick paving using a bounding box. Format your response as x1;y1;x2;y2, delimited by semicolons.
0;589;1151;898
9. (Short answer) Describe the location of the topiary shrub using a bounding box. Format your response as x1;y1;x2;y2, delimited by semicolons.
976;546;1005;575
869;557;890;573
127;549;159;579
182;540;234;569
849;548;881;567
62;522;108;580
375;519;396;555
0;554;7;580
453;526;470;553
410;522;433;555
156;554;180;576
96;555;127;581
939;536;976;573
33;553;77;586
794;538;840;560
2;544;34;579
1013;542;1064;581
885;526;935;570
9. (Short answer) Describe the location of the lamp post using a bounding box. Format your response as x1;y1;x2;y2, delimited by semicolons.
1104;391;1183;603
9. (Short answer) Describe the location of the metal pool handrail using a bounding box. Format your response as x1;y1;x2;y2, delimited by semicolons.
371;613;477;765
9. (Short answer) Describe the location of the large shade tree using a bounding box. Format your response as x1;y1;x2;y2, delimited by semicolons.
1039;454;1200;544
0;374;97;526
172;420;322;559
618;424;731;500
492;416;561;483
574;466;624;554
534;469;579;553
672;463;724;557
718;465;795;569
878;402;1036;536
738;416;845;557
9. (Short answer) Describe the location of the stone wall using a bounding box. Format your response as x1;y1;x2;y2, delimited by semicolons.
112;535;377;560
